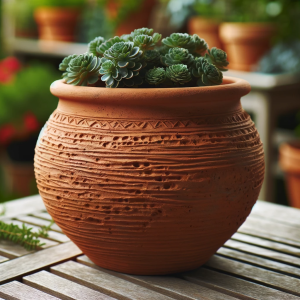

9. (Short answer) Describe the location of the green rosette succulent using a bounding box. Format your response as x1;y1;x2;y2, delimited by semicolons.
205;47;229;71
191;34;208;55
59;54;77;72
96;36;125;57
88;36;106;57
166;64;192;85
145;68;166;85
99;59;122;88
144;50;161;68
133;34;161;51
63;54;101;86
130;28;162;42
161;48;194;67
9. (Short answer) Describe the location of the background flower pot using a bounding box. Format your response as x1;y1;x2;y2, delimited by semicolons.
34;7;80;42
188;16;222;49
279;142;300;208
219;22;277;71
34;77;264;275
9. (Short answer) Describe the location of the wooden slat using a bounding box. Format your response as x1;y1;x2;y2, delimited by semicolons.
0;255;8;263
241;216;300;244
217;247;300;278
15;215;62;232
232;232;300;257
77;255;239;300
0;281;60;300
0;241;82;284
253;201;300;228
205;255;300;296
31;211;52;221
0;195;45;220
51;260;173;300
224;239;300;267
23;271;116;300
0;240;33;259
182;268;300;300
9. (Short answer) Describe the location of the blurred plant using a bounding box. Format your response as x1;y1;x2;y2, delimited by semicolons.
59;27;229;88
28;0;86;8
0;57;59;146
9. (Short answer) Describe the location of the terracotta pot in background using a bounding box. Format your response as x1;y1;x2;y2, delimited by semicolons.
188;16;223;49
107;0;156;36
279;142;300;208
219;23;277;72
34;77;264;275
34;7;80;42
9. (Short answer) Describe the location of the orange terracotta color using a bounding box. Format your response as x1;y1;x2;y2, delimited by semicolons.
34;77;265;275
188;17;223;49
219;23;277;71
279;142;300;208
107;0;156;37
34;7;80;42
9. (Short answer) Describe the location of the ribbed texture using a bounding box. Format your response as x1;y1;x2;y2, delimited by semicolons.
34;108;264;275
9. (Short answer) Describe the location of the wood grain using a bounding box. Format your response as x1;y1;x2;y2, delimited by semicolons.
0;239;33;259
15;215;62;232
182;267;300;300
51;260;174;300
24;270;116;300
205;255;300;296
31;212;53;221
0;255;8;263
77;255;239;300
0;281;60;299
0;241;82;284
217;247;300;277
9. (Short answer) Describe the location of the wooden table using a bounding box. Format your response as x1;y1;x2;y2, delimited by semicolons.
1;195;300;299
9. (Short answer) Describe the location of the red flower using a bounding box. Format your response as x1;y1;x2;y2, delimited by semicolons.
24;112;40;132
0;71;13;84
0;124;16;145
1;57;21;73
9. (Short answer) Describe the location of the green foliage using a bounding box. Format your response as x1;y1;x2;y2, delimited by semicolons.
0;63;59;127
29;0;86;8
0;220;53;250
59;27;229;88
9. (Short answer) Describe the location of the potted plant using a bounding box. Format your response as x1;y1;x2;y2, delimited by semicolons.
187;0;225;49
279;113;300;208
32;0;86;42
219;0;280;71
0;57;59;199
34;28;265;275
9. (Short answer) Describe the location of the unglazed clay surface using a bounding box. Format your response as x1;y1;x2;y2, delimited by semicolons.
34;77;265;275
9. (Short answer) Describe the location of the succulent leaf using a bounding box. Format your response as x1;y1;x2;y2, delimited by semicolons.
88;36;106;57
162;33;194;50
63;54;101;86
166;64;192;85
59;54;77;72
97;37;125;57
191;34;208;54
161;48;194;67
205;47;229;71
133;35;156;51
145;68;166;85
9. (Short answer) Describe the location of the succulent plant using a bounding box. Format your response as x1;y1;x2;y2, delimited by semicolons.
59;27;229;88
59;54;77;72
205;47;229;71
145;68;166;85
166;64;192;85
63;54;101;86
161;48;194;67
88;36;106;57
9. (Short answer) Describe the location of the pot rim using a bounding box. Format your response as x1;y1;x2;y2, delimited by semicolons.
50;76;251;103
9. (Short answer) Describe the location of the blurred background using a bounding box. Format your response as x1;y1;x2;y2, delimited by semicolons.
0;0;300;208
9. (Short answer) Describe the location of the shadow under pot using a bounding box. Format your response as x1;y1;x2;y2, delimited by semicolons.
34;77;265;275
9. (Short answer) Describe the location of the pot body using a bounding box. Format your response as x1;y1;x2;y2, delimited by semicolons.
188;17;223;49
219;23;276;71
34;7;80;42
279;142;300;208
34;77;264;275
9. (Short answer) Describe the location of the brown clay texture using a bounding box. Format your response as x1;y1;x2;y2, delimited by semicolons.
34;8;80;42
34;77;265;275
279;142;300;208
219;23;277;71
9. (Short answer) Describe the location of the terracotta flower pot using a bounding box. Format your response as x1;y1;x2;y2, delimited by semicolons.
34;77;265;275
279;142;300;208
34;7;80;42
219;23;277;71
188;16;223;49
107;0;156;36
